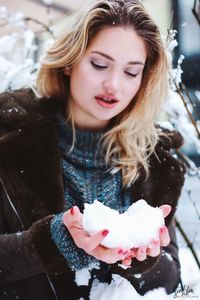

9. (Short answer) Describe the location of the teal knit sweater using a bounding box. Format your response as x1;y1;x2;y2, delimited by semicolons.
50;114;132;271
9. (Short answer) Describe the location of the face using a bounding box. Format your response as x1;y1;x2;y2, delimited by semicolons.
66;26;147;130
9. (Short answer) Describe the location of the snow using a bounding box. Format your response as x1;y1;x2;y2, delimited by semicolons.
134;274;142;279
75;268;91;286
195;90;200;102
118;263;131;270
175;175;200;299
170;54;185;88
0;6;8;18
164;90;200;154
157;121;174;131
0;34;18;55
43;0;53;5
9;12;25;27
82;200;164;248
163;251;173;262
75;262;100;287
179;247;200;296
89;274;170;300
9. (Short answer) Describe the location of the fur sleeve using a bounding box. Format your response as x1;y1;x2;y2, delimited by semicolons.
131;130;186;225
29;215;70;273
0;215;70;285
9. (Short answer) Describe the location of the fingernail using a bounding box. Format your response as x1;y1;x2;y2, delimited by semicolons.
118;249;129;255
102;230;109;237
70;207;74;215
153;240;159;245
140;247;146;253
150;240;159;249
160;226;167;234
118;249;123;254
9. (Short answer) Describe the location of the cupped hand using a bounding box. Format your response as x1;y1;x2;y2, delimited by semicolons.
62;206;131;264
122;204;171;266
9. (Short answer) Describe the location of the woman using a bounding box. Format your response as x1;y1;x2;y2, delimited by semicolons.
0;0;185;299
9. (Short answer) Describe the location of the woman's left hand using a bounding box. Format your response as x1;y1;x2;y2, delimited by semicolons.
121;204;171;266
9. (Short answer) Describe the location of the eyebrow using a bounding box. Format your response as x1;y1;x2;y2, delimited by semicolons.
91;51;145;66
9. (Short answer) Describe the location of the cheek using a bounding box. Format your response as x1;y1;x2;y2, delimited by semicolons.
125;79;142;101
71;65;98;93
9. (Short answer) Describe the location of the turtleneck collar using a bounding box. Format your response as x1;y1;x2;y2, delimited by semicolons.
55;113;110;169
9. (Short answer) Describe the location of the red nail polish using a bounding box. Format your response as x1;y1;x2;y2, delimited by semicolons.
153;239;159;245
118;249;123;254
102;230;109;237
150;240;158;249
70;207;74;215
139;247;146;254
160;226;167;234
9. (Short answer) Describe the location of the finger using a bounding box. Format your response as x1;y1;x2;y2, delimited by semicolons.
62;206;82;228
109;248;130;264
159;226;170;247
121;249;136;265
122;257;132;266
117;248;131;259
93;246;130;264
86;229;110;251
159;205;171;218
146;240;160;257
124;249;136;259
130;248;137;257
135;247;147;261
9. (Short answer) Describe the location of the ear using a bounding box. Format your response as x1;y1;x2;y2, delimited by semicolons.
64;66;71;76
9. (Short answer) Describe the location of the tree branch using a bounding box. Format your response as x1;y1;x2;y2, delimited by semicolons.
175;82;200;139
175;218;200;269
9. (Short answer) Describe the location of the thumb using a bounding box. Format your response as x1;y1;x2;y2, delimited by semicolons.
87;229;109;251
159;204;171;218
62;206;82;227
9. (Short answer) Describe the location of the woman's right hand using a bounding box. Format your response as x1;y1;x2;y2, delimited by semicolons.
62;206;130;264
121;204;171;266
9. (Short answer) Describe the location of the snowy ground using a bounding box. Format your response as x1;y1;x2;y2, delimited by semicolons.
176;174;200;299
176;174;200;256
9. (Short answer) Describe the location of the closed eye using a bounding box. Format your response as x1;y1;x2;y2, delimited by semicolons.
125;71;139;78
91;61;139;77
91;61;107;70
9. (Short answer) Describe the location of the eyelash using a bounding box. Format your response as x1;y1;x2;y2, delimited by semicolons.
91;61;139;78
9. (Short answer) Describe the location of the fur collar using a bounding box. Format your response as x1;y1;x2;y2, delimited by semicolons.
0;88;61;129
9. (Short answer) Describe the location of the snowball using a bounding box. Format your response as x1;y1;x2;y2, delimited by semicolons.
82;200;164;248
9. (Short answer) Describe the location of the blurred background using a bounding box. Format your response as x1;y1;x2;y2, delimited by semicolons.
0;0;200;294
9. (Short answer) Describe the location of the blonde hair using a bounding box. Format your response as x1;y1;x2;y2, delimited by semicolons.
36;0;169;186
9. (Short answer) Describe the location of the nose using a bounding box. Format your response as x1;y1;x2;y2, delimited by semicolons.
103;72;120;94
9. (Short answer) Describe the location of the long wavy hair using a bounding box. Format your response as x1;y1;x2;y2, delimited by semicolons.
36;0;169;186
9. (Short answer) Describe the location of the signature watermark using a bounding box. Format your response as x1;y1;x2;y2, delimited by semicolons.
174;285;199;298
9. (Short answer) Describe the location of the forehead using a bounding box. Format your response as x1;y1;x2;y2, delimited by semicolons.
86;26;147;63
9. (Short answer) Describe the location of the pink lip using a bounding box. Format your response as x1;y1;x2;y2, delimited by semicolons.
95;94;120;109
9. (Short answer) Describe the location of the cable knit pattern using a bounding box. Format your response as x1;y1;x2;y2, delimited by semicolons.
50;114;132;270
